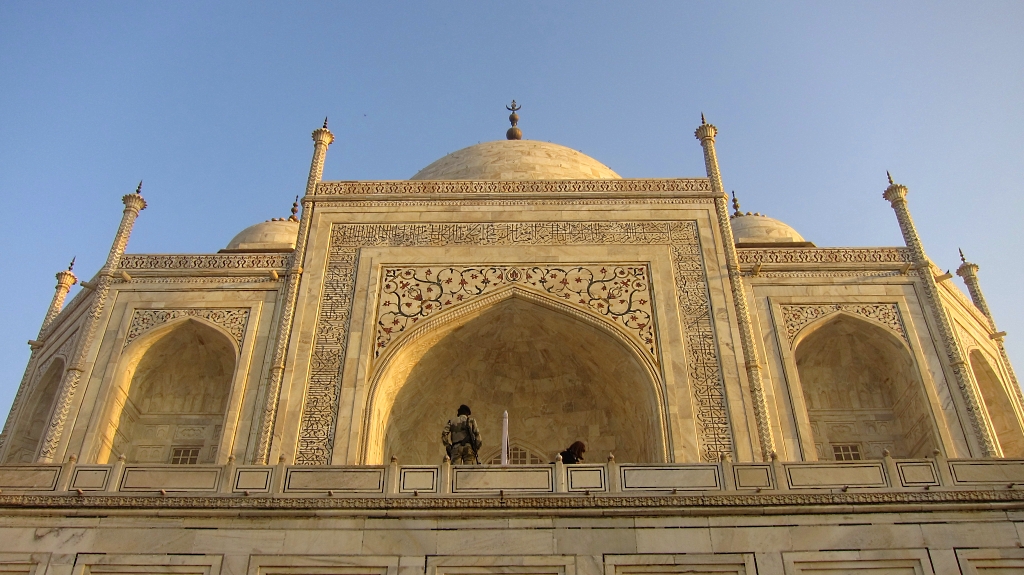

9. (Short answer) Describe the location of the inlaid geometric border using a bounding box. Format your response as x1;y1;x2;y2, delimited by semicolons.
123;308;250;349
298;221;732;465
779;303;908;347
373;263;658;362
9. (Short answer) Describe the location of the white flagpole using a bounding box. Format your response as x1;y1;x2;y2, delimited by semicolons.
501;410;509;465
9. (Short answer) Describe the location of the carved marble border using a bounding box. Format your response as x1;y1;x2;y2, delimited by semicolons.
299;221;732;465
123;308;250;349
316;178;712;195
0;489;1022;512
738;248;912;265
120;254;289;270
373;264;658;362
779;303;908;347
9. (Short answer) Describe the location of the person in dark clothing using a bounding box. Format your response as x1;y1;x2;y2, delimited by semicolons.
558;441;586;464
442;404;481;464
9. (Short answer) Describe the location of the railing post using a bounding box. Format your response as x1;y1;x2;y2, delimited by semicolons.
108;454;126;492
606;453;620;493
554;454;566;493
57;454;77;492
219;455;236;494
720;453;735;491
440;456;452;494
386;456;399;495
771;452;788;490
932;449;953;487
882;450;900;488
271;455;288;494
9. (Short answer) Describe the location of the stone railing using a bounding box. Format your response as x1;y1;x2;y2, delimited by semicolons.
1;454;1023;495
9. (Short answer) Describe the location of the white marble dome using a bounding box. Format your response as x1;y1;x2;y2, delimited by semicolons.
411;140;621;180
224;219;299;252
731;213;808;246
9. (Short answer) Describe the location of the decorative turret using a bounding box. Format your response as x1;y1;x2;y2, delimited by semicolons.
38;258;78;336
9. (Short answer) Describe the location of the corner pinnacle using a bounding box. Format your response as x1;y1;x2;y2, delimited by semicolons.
731;191;741;217
323;117;328;129
289;195;299;222
701;112;706;125
68;257;76;271
959;248;966;263
135;180;143;194
886;171;894;185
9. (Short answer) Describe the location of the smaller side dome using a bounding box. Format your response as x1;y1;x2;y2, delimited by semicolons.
222;219;299;252
731;214;812;247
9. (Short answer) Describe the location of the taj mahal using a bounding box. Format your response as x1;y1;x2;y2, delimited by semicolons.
0;107;1022;574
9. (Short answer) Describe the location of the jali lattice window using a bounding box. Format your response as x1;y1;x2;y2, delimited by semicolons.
171;447;201;465
832;444;862;461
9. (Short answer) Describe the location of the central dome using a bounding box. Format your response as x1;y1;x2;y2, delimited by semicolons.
411;140;621;181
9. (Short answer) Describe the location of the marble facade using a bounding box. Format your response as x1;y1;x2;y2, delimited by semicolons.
0;118;1022;573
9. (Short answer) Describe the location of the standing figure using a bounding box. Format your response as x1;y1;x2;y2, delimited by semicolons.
442;404;481;464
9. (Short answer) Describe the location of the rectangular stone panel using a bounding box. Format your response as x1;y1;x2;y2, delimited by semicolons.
784;462;888;488
284;467;385;493
452;466;554;493
0;466;60;490
782;550;933;574
70;466;112;491
399;466;438;493
956;548;1024;574
119;466;221;492
949;459;1024;485
619;465;721;491
566;465;606;492
895;460;939;487
72;553;222;575
733;464;774;489
604;553;755;575
247;555;396;575
233;467;272;493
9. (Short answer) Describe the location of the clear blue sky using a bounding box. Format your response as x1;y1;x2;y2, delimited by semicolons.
1;2;1022;418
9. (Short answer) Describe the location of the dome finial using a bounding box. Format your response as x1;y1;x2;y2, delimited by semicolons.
68;256;76;271
506;100;522;140
289;195;299;222
731;191;742;217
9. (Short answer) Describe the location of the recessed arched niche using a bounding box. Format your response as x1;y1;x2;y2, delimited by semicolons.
794;314;937;460
364;291;666;465
102;319;236;464
970;350;1024;458
4;358;64;463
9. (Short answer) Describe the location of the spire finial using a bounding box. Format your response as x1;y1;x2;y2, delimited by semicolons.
959;248;966;263
135;180;143;194
505;100;522;140
289;195;299;222
68;257;75;271
731;191;741;217
701;112;706;125
323;117;328;129
887;171;894;185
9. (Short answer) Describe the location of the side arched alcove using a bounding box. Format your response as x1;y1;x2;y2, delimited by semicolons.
4;358;64;463
793;313;938;460
361;287;668;465
94;318;238;464
969;350;1024;458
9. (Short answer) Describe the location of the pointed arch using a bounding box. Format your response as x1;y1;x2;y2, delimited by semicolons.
359;286;668;465
793;312;938;460
969;350;1024;458
95;316;238;464
4;358;64;463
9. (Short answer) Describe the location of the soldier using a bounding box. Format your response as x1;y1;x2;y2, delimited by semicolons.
442;404;481;464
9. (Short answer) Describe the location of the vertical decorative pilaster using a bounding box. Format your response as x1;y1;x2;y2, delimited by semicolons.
37;185;146;463
0;261;78;455
957;252;1024;420
253;120;334;465
883;177;998;457
695;116;775;461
